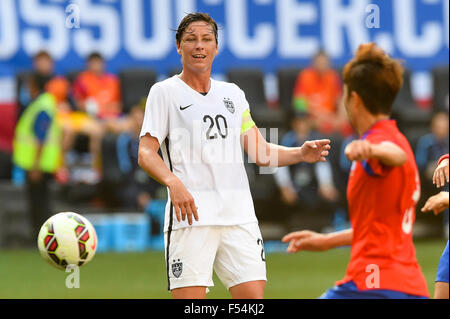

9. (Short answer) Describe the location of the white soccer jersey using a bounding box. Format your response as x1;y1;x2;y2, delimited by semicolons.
140;75;257;232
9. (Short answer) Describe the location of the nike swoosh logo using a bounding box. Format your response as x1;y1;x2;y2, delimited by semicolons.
180;104;193;110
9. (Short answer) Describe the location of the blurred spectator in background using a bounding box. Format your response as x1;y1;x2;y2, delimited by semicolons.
18;51;71;117
415;111;449;236
102;98;163;210
34;51;71;108
15;50;103;185
73;52;122;119
274;109;340;231
415;111;449;181
12;73;62;239
292;50;350;137
103;98;145;136
64;52;123;180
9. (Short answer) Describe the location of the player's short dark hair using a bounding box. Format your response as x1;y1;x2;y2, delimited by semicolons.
33;50;52;61
176;12;218;45
87;52;104;62
343;43;403;115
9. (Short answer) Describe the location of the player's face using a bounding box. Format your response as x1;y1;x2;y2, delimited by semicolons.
177;21;218;74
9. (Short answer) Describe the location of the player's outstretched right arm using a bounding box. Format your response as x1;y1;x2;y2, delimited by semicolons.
138;134;199;225
281;229;353;253
345;140;407;167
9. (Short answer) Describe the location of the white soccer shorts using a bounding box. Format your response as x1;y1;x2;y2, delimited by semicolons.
164;222;267;291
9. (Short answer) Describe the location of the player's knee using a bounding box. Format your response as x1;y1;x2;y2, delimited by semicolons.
230;280;265;299
171;286;207;299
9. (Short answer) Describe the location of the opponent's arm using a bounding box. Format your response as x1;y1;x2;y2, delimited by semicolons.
282;228;353;253
138;134;198;225
241;125;331;167
421;191;449;216
433;155;449;188
345;140;407;167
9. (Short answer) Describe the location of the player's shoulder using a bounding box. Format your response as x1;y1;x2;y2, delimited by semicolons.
153;75;179;90
212;78;242;93
148;76;179;97
365;120;396;141
364;128;393;146
212;78;246;101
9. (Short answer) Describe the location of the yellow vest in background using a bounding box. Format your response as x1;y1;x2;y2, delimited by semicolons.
13;92;62;173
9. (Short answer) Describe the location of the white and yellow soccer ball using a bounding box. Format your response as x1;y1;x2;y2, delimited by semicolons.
37;212;97;270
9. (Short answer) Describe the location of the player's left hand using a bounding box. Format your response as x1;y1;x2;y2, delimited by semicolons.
433;158;449;188
344;140;372;162
421;191;449;215
299;139;331;163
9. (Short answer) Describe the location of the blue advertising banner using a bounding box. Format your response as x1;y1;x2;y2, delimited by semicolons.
0;0;448;77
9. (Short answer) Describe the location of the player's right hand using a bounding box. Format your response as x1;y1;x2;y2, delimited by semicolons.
167;178;199;225
344;140;372;162
282;230;329;253
433;158;449;188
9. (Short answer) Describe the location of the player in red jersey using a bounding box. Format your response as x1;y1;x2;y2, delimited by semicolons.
282;43;429;299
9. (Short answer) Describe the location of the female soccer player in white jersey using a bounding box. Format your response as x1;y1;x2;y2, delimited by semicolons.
138;12;331;299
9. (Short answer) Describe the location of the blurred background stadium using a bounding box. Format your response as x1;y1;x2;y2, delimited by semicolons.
0;0;448;298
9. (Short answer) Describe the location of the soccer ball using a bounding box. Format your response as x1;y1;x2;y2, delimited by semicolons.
37;212;97;270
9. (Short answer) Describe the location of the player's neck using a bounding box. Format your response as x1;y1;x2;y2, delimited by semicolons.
358;113;390;136
179;69;211;94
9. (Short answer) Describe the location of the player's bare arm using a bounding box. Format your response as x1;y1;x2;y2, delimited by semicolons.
345;140;407;166
433;157;449;188
241;125;331;167
138;134;199;225
282;228;353;253
421;191;449;216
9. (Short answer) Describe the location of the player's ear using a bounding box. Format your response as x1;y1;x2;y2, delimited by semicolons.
176;42;181;55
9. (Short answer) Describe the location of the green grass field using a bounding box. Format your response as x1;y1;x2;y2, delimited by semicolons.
0;239;446;299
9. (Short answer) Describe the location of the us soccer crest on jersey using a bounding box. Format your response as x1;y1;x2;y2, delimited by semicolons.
223;97;235;114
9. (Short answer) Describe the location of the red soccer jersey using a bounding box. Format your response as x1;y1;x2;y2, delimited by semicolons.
336;119;429;297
